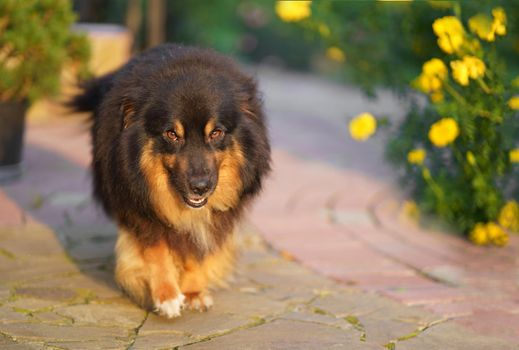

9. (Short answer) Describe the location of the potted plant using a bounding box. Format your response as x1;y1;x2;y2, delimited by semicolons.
0;0;89;182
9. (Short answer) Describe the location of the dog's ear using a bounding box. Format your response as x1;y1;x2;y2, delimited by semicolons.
120;98;136;130
238;77;260;120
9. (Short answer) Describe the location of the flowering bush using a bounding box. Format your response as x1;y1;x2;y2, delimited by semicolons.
387;6;519;246
276;1;519;246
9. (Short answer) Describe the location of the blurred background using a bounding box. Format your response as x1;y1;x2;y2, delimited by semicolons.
70;0;519;91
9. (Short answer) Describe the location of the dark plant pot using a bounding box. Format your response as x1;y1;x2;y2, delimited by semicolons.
0;101;28;183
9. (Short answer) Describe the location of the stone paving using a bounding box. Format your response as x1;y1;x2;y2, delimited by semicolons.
0;68;517;349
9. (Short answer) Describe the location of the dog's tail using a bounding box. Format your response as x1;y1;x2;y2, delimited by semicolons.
67;72;116;114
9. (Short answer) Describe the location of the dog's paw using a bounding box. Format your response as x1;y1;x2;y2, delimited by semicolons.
184;292;213;312
154;293;185;318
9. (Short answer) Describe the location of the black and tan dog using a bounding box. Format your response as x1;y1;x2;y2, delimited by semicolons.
71;44;270;318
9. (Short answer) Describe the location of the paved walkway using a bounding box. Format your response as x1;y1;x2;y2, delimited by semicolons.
0;68;517;349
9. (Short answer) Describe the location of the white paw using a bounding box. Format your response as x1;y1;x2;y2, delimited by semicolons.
154;294;185;318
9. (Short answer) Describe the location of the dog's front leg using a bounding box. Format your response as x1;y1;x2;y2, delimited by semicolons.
181;258;213;311
142;240;184;318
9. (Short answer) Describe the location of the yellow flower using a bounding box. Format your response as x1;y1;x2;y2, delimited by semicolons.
510;149;519;163
423;58;448;80
417;74;442;93
437;34;464;54
492;7;506;23
401;200;420;222
508;96;519;110
275;1;312;22
486;222;508;246
492;7;506;36
492;231;509;247
433;16;464;54
416;59;447;93
326;47;346;63
470;223;488;245
498;201;519;232
349;113;377;141
486;222;501;240
450;56;485;86
450;59;469;86
428;118;459;147
466;151;476;166
464;56;486;79
468;8;506;42
469;13;494;41
407;149;426;165
433;16;464;37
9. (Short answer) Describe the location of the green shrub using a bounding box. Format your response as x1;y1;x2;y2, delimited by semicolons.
0;0;90;103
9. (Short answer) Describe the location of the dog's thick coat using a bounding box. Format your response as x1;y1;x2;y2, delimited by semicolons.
71;44;270;317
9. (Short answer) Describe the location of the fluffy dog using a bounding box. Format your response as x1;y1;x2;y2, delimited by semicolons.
71;44;271;317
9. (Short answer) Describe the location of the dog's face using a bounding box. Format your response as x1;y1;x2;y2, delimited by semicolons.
132;74;246;211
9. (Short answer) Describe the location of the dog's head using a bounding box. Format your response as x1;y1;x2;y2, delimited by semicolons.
142;76;244;210
117;52;270;218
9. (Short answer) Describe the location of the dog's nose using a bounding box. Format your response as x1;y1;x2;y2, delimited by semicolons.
189;177;211;196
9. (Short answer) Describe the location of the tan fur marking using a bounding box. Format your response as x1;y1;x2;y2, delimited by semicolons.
174;120;185;138
204;119;216;138
208;141;245;211
163;154;176;168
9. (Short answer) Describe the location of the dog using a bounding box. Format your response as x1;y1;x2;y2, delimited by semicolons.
70;44;271;318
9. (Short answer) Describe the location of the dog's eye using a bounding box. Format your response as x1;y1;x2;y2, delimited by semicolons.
209;128;224;140
165;130;179;141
